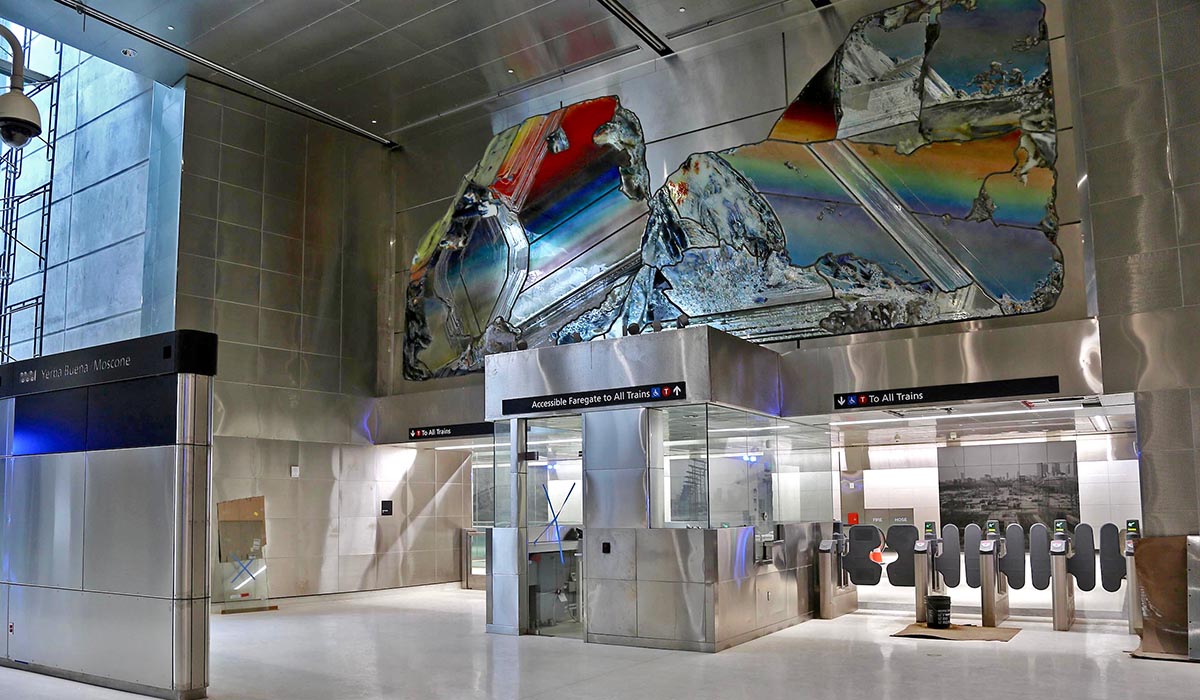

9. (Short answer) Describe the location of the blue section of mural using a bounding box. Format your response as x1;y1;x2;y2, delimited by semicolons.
404;0;1060;380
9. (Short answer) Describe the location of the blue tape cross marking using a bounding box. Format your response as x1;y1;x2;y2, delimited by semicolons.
230;553;258;585
533;482;576;565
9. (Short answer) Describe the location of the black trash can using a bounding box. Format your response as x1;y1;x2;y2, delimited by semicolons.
926;595;952;629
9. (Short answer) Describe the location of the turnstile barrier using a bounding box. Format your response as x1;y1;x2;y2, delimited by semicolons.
817;519;1142;632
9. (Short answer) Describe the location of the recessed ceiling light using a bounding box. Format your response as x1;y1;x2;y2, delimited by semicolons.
507;68;515;74
121;48;138;57
371;119;378;124
679;6;686;11
167;25;175;30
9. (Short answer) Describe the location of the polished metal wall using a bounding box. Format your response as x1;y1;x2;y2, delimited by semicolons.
779;319;1104;417
486;333;821;650
583;524;820;652
1068;0;1200;536
0;374;212;700
174;79;473;597
484;326;781;421
211;440;471;596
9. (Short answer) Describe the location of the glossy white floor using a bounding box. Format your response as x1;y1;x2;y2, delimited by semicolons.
2;583;1197;700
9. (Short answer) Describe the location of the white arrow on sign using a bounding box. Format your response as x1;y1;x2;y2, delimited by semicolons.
836;397;845;406
673;386;681;394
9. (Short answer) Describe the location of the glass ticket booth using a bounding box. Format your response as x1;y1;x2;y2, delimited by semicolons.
483;326;835;652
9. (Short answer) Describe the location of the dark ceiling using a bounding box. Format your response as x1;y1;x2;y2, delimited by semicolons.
0;0;834;142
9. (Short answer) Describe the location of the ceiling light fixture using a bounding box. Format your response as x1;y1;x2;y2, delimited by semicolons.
595;0;674;56
507;68;515;74
166;25;175;30
1088;415;1112;432
121;47;138;57
830;405;1082;427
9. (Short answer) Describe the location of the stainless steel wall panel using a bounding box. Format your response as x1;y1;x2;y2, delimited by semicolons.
176;445;211;600
2;454;86;589
781;319;1103;417
1100;307;1200;393
491;527;522;577
636;581;708;643
1;583;7;659
0;399;13;457
7;586;175;690
339;553;377;592
707;329;782;416
490;573;521;631
83;446;179;598
485;326;713;420
485;326;784;420
756;571;789;628
779;522;820;571
713;577;756;642
173;373;215;448
583;409;649;470
584;469;649;529
636;529;710;584
585;578;637;637
585;528;636;581
171;599;207;691
715;527;759;583
1188;536;1199;661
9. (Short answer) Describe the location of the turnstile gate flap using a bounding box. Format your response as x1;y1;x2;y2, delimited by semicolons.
936;524;961;587
1029;523;1051;591
1000;523;1026;589
1098;523;1125;593
1068;523;1097;591
885;525;919;587
846;525;883;586
964;523;982;589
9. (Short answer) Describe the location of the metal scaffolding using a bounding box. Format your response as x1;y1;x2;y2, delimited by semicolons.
0;27;60;363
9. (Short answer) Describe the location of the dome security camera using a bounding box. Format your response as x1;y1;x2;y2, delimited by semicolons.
0;25;42;150
0;91;42;149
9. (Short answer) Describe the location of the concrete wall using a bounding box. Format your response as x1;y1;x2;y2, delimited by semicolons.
7;31;180;359
175;80;469;597
1070;0;1200;536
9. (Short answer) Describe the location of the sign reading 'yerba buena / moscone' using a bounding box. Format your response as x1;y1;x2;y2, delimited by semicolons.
503;382;687;415
833;376;1060;411
0;330;218;398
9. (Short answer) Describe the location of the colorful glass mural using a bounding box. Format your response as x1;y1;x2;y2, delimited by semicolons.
405;0;1059;380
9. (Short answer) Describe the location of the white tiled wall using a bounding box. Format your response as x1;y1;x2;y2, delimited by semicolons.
1078;459;1142;528
862;467;940;530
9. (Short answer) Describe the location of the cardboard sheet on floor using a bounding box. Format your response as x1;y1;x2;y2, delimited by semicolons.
892;623;1019;641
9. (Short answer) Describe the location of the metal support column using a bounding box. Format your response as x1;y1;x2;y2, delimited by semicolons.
1050;537;1076;631
980;538;1009;627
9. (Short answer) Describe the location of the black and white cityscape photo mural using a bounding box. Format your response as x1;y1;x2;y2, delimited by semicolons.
405;0;1061;380
937;442;1080;532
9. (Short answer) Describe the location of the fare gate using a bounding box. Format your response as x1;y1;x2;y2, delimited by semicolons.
819;519;1142;629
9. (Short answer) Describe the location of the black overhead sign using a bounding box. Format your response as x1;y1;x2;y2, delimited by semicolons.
503;382;687;415
408;422;493;441
0;330;218;398
833;376;1060;411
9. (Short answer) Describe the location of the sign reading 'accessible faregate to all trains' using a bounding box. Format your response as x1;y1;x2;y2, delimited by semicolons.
502;382;687;415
